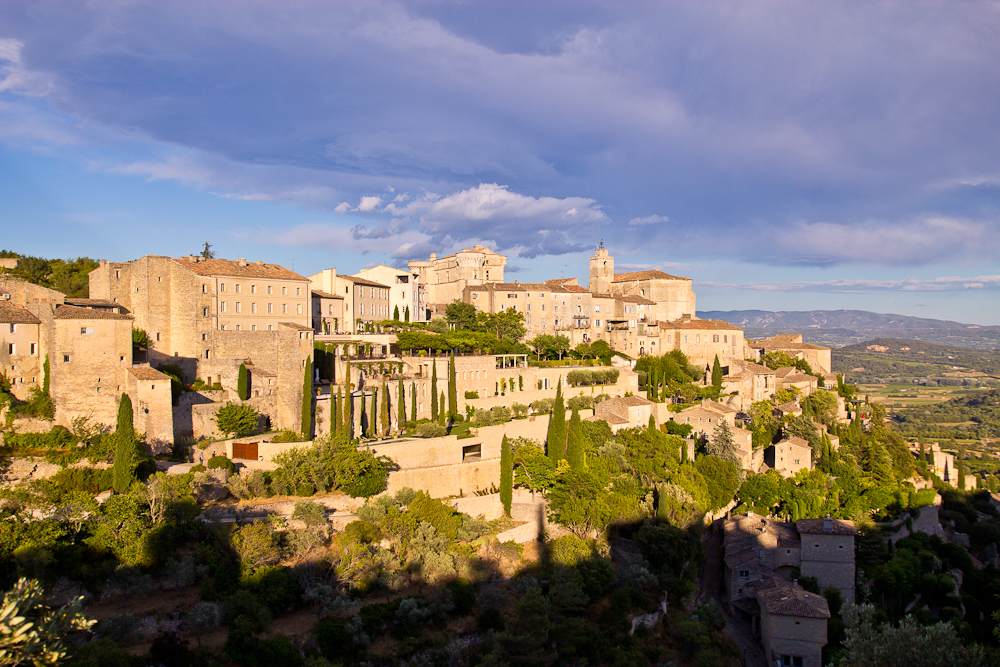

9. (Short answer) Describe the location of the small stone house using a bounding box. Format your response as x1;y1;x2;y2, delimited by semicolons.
768;436;813;477
593;395;654;431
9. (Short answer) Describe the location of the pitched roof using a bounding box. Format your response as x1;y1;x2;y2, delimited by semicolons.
621;295;657;305
756;584;830;619
128;366;171;381
0;302;40;324
64;298;118;308
279;322;314;331
173;257;306;281
349;275;390;289
797;517;858;536
613;270;688;282
311;290;343;299
661;318;741;331
53;304;132;320
777;436;811;449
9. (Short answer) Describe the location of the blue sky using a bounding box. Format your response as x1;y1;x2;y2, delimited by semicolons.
1;1;998;324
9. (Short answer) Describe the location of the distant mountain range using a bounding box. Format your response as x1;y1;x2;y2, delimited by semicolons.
697;310;1000;349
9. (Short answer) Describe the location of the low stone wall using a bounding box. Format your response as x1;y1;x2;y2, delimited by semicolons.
449;493;505;521
176;395;276;440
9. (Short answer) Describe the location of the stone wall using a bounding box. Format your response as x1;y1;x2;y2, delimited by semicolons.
799;533;855;605
760;613;826;667
50;316;132;428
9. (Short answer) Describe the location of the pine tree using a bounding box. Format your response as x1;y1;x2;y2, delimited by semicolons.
393;305;400;321
404;306;410;323
380;380;389;436
547;378;567;464
566;407;585;470
448;348;457;421
237;363;249;400
112;393;136;494
439;391;446;426
398;377;406;427
411;381;417;422
301;358;313;438
708;419;739;466
500;435;513;516
430;360;439;421
712;355;723;389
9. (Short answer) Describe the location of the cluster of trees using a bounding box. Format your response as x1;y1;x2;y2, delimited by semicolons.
0;251;99;298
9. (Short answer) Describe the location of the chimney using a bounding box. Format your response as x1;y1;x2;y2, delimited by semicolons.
256;261;264;266
238;258;247;267
189;255;197;262
823;514;833;532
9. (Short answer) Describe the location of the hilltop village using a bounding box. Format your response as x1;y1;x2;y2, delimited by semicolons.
0;246;993;667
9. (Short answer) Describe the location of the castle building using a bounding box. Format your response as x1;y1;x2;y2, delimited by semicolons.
408;245;506;314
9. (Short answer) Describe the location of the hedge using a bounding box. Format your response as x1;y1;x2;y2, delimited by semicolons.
565;369;620;387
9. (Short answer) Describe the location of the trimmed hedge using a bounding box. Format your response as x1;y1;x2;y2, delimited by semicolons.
565;369;620;387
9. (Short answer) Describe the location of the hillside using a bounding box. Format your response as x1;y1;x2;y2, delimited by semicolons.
698;309;1000;349
832;338;1000;380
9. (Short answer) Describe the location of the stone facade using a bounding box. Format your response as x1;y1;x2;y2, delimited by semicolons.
409;245;506;311
349;276;391;327
125;366;174;450
749;334;832;376
311;290;345;334
768;437;813;477
723;360;778;410
353;265;424;323
796;517;857;605
658;317;745;368
757;584;829;667
593;395;654;431
0;301;42;400
308;269;357;332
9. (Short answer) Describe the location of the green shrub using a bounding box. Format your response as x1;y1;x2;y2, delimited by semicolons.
215;402;260;438
190;464;207;473
464;391;479;399
270;430;303;443
567;394;594;410
416;422;447;438
529;398;554;414
4;425;78;452
207;455;237;474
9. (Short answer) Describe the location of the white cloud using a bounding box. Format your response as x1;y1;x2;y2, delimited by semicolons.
700;274;1000;293
334;202;350;213
357;196;383;212
629;214;669;226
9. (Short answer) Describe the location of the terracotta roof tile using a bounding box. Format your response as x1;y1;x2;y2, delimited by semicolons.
53;304;132;320
173;257;307;281
348;275;390;289
129;366;172;381
756;584;830;619
311;290;343;299
279;322;314;331
0;302;40;324
613;270;688;282
660;318;742;331
796;517;858;536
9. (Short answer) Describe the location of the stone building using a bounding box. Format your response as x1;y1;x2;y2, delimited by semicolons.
308;268;357;332
0;300;42;400
723;360;778;409
311;290;345;334
409;246;506;312
593;395;654;431
349;276;391;328
724;512;855;667
353;264;424;322
749;334;832;376
658;317;745;368
767;436;813;477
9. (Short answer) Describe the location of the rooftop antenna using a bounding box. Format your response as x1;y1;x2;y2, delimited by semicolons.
599;239;605;249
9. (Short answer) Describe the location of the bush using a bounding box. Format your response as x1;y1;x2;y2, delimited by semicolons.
529;398;554;414
3;425;78;452
207;455;237;474
471;406;512;426
215;402;260;438
270;430;303;443
464;391;479;399
567;394;594;410
416;423;447;438
190;464;206;473
511;402;529;417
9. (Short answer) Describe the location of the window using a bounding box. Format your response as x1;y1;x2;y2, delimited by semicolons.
595;319;601;327
251;284;256;294
220;302;227;313
267;303;273;313
251;303;257;314
282;286;287;295
251;325;256;331
202;333;207;341
29;343;36;355
267;325;272;331
296;287;301;296
115;270;120;279
220;324;226;330
203;307;209;317
235;302;241;313
738;570;749;578
541;304;546;311
63;354;70;363
595;305;601;312
220;283;226;293
6;343;12;355
282;304;287;314
472;293;478;300
155;332;160;341
267;285;273;295
235;284;241;293
80;327;94;335
724;335;728;343
205;350;210;359
202;284;207;293
508;293;517;298
297;304;302;314
235;324;241;331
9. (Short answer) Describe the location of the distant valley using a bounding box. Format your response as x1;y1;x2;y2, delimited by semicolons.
699;309;1000;349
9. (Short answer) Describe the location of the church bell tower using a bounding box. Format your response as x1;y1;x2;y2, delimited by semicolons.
589;241;614;294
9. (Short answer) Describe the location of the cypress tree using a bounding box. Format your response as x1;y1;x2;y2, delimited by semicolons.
42;355;50;395
711;355;723;389
500;435;513;516
393;305;400;321
112;394;136;494
430;360;439;421
648;414;657;433
404;306;410;323
335;386;343;438
380;380;389;436
566;407;585;470
237;363;249;400
448;348;458;421
301;358;313;438
325;344;335;382
648;367;657;401
398;377;406;427
345;389;353;439
360;389;367;437
344;353;352;390
547;378;567;464
439;391;446;426
370;388;378;438
958;446;966;490
411;381;417;422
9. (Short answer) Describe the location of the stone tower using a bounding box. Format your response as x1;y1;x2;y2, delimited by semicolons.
589;242;614;294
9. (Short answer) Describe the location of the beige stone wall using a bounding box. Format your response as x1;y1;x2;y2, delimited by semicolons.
409;246;506;307
760;612;826;667
352;282;390;326
772;441;813;477
0;321;41;400
799;533;855;604
661;326;745;368
50;317;132;428
126;371;174;450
